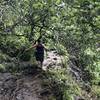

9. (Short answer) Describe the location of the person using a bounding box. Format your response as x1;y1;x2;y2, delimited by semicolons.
26;39;47;68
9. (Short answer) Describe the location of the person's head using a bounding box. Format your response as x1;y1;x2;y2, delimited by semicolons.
37;39;41;44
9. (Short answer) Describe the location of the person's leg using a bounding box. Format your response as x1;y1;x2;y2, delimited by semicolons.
36;54;44;69
40;61;43;68
37;61;40;68
37;61;43;69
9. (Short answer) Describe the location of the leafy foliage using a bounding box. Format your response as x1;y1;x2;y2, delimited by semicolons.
0;0;99;99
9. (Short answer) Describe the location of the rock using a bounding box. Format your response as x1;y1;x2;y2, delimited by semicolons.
43;50;62;70
0;72;55;100
74;96;85;100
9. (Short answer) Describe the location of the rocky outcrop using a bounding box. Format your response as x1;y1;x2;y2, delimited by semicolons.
0;68;53;100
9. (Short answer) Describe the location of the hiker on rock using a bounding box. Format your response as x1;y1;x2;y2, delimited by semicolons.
26;39;47;68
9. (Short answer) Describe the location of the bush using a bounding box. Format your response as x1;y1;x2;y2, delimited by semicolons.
0;53;11;62
0;64;6;72
56;44;68;55
46;68;81;100
19;51;31;61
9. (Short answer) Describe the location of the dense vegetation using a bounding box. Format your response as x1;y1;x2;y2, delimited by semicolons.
0;0;100;100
